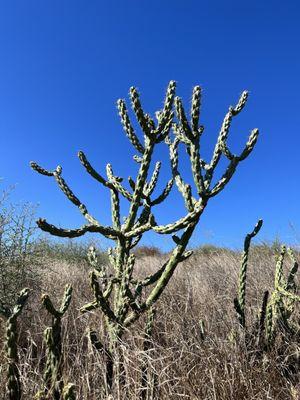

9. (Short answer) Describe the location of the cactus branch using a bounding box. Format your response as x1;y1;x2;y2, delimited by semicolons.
117;98;145;153
37;218;122;240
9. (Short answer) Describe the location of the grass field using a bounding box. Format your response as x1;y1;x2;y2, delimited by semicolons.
1;239;299;399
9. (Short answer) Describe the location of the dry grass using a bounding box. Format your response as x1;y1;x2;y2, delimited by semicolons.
0;245;300;399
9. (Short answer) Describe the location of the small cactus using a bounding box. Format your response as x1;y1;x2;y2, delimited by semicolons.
41;284;73;399
266;246;300;346
0;288;29;400
234;222;300;352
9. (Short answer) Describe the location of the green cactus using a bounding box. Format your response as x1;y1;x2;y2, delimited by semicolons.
234;219;263;328
256;290;269;348
0;288;29;400
233;222;300;352
31;81;259;386
40;284;73;400
266;246;300;345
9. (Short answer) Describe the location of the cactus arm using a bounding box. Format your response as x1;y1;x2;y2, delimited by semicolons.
106;164;133;201
153;198;206;235
210;91;248;167
208;130;258;197
144;113;156;132
207;157;240;197
168;135;195;210
174;96;193;140
145;161;161;196
11;288;30;318
90;271;117;322
274;245;286;289
220;128;259;162
59;285;73;315
124;138;155;231
110;187;121;230
129;87;151;137
168;135;202;205
190;86;202;135
174;90;206;196
78;151;114;188
133;203;151;228
29;162;54;176
31;162;99;226
155;111;174;143
266;247;287;343
128;176;136;191
42;294;61;318
286;247;299;291
54;173;99;225
150;178;174;205
117;98;145;154
205;91;249;186
256;290;269;348
155;81;176;137
37;218;121;239
189;138;205;196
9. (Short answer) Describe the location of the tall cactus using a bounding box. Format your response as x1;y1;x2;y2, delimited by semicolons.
31;81;259;383
40;284;73;400
0;288;29;400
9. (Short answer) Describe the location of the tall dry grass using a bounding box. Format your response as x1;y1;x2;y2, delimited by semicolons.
0;244;299;399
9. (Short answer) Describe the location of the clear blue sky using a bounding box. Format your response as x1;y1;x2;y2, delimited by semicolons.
0;1;299;249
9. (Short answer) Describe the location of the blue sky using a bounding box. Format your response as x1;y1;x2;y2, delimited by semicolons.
0;1;299;249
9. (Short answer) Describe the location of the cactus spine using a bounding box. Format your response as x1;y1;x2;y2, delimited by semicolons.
0;288;29;400
41;284;73;399
31;81;259;386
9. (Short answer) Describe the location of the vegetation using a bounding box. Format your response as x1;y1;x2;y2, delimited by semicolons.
0;82;299;399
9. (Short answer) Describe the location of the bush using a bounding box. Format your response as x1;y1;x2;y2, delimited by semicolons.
0;188;37;307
